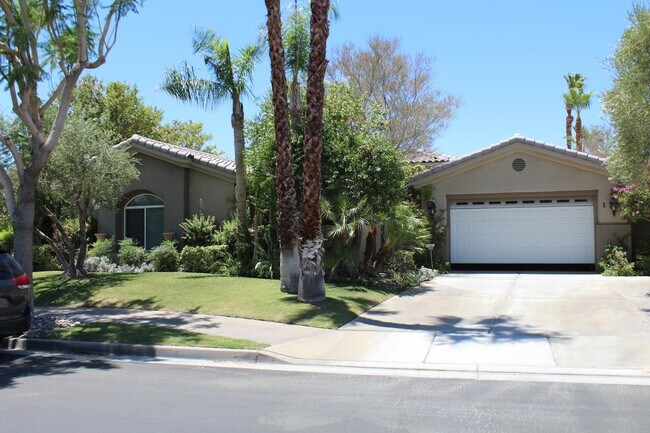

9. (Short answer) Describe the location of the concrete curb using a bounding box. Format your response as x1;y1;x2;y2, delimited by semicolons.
2;337;286;364
4;337;650;385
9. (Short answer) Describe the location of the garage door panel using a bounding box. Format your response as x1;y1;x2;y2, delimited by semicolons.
450;203;594;264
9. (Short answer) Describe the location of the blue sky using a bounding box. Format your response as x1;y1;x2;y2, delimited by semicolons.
1;1;634;158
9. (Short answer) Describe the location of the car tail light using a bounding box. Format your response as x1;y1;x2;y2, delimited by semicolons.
11;273;30;289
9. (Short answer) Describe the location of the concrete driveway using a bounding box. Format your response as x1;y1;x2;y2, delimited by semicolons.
266;273;650;369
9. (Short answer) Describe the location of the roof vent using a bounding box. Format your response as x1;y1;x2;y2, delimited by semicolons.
512;158;526;172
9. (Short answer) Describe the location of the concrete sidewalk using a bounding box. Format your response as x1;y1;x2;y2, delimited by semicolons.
38;307;332;345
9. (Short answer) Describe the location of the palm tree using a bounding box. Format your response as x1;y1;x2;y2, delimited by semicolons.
563;73;583;149
284;1;339;136
265;0;300;293
161;29;261;258
572;88;592;152
298;0;331;303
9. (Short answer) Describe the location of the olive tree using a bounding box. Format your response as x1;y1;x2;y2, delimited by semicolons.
37;116;138;277
0;0;143;288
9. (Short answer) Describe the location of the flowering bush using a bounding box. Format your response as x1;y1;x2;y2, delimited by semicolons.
85;256;153;273
611;184;650;223
418;267;438;282
599;244;636;276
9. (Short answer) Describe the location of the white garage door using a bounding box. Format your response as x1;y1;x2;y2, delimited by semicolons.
450;199;595;264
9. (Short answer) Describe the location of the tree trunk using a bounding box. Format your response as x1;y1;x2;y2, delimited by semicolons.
76;209;89;276
565;107;574;150
280;243;301;292
290;74;302;135
232;96;249;263
574;115;583;152
13;180;37;303
298;0;330;303
266;0;301;294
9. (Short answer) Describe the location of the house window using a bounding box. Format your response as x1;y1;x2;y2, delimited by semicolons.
124;194;164;250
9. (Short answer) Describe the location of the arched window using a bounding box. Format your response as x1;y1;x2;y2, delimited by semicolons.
124;194;164;250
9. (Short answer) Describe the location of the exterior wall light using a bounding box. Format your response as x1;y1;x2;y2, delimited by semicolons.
609;197;619;216
427;201;437;217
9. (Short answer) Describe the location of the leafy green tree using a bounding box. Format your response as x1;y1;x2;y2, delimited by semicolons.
72;76;217;152
0;0;143;283
603;5;650;220
161;28;262;258
156;120;217;153
37;116;139;277
247;83;410;283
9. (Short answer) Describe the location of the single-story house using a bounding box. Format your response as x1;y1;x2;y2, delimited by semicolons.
408;134;630;270
97;135;236;249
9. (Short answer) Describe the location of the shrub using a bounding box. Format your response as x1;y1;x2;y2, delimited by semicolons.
393;270;421;288
179;201;218;247
180;245;231;273
635;253;650;276
389;250;416;273
118;238;148;266
33;244;61;271
418;267;438;282
0;230;13;252
88;237;114;258
148;240;179;272
213;218;238;253
85;256;153;273
600;244;636;276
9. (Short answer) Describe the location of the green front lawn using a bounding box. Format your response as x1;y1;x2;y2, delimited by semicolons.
44;322;267;350
33;271;396;329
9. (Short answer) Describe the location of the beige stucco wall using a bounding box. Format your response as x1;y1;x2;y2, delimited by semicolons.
97;152;235;245
188;169;235;223
413;143;630;264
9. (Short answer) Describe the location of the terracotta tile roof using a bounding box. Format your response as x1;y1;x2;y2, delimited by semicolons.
407;151;455;164
409;134;606;184
118;134;236;175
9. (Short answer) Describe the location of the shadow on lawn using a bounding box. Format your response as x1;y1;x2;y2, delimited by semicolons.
280;294;383;328
0;352;116;390
34;273;136;307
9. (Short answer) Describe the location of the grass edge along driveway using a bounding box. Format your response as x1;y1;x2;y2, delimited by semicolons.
33;271;399;329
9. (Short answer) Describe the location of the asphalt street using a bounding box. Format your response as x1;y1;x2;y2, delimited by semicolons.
1;353;649;433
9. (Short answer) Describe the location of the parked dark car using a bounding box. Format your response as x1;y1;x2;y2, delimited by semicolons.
0;250;32;337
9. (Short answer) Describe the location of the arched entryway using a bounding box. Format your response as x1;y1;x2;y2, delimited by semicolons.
124;193;164;250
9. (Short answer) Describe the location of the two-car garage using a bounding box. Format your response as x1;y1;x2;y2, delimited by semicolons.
449;198;595;265
408;135;630;269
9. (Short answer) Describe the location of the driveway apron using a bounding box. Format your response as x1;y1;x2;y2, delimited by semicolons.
265;273;650;369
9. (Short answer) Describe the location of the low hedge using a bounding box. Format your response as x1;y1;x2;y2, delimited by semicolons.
180;245;230;273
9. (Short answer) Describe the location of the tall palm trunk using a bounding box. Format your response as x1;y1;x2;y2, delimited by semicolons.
565;105;574;150
299;0;330;303
265;0;300;293
290;71;302;135
574;114;583;152
231;95;249;260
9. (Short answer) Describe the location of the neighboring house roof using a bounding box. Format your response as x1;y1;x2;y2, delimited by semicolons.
118;134;236;177
409;134;606;185
407;151;455;164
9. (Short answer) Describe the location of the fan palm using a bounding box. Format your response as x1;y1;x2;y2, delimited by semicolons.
161;28;261;255
298;0;331;303
265;0;300;293
572;87;592;152
562;73;586;150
